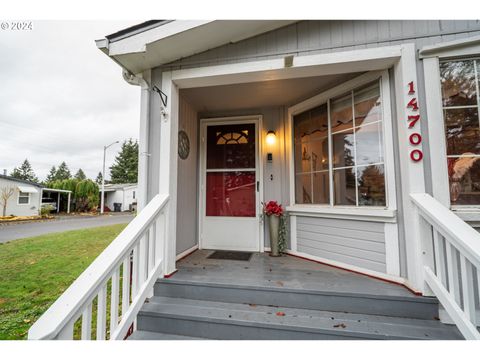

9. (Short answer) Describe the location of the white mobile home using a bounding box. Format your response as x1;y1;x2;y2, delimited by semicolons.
30;20;480;340
102;183;137;212
0;175;43;217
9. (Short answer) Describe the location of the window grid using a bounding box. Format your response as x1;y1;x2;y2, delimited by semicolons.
294;79;386;207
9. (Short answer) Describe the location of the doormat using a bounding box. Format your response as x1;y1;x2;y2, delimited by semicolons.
207;251;253;261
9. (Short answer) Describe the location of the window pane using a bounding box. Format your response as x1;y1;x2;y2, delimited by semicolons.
294;142;312;173
357;164;386;206
448;156;480;205
333;167;356;205
309;137;329;172
18;196;29;204
309;104;329;140
295;174;312;204
332;129;355;167
354;82;382;127
331;93;353;132
312;171;330;204
355;122;384;166
206;171;255;217
444;107;480;155
206;124;255;169
440;60;477;107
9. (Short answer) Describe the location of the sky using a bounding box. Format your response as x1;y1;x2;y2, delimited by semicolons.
0;21;141;181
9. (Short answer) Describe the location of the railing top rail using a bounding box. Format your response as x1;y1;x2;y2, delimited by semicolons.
28;193;169;340
410;193;480;267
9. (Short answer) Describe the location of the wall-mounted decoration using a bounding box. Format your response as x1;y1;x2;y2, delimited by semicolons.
178;130;190;160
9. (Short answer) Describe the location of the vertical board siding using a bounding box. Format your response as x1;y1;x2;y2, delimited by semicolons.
163;20;480;70
296;216;387;273
176;95;198;255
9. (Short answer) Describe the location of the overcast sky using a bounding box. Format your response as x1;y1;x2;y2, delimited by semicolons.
0;21;141;181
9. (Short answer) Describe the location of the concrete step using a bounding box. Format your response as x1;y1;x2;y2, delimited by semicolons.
137;296;462;340
155;278;439;320
128;330;204;340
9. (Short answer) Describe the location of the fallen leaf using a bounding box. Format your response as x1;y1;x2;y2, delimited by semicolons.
333;323;346;328
23;319;31;324
276;311;286;316
276;281;284;287
248;304;257;307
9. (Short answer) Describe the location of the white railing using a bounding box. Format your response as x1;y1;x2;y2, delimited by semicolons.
411;193;480;340
28;193;169;340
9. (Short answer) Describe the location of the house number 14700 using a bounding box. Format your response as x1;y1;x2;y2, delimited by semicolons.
407;81;423;162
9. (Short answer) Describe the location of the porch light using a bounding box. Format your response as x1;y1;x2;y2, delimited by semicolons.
266;131;276;146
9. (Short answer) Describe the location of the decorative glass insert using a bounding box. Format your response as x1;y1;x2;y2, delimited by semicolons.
440;59;480;205
293;80;386;207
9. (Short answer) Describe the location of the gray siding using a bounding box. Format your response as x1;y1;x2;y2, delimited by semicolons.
296;216;386;273
176;95;199;255
164;20;480;70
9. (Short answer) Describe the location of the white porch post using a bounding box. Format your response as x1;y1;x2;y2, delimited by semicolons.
67;193;71;214
57;192;60;214
159;71;179;276
394;43;427;293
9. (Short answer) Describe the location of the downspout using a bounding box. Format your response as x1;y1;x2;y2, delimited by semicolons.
122;69;151;213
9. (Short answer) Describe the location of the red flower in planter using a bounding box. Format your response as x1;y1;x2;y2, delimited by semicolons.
263;201;284;217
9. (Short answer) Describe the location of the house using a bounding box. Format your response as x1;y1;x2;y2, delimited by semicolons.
102;183;138;212
29;20;480;340
0;174;43;217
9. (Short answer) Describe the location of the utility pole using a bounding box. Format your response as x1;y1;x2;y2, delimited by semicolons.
101;141;119;214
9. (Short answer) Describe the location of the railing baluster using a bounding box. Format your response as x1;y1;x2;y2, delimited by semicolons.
56;318;75;340
122;256;131;316
433;231;447;285
110;268;120;335
131;244;139;298
445;242;461;304
148;224;155;277
96;286;107;340
81;303;92;340
460;255;476;325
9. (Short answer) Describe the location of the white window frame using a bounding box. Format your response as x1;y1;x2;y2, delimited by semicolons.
17;191;30;205
286;70;397;218
421;36;480;217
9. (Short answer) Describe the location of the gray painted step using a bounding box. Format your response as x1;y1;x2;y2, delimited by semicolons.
128;330;204;340
155;279;439;320
137;296;462;340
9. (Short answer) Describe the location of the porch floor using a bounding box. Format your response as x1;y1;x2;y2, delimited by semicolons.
172;250;416;299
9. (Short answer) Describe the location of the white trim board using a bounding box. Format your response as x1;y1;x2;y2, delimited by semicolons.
176;245;199;261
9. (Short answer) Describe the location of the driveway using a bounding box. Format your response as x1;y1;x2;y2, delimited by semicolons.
0;213;134;244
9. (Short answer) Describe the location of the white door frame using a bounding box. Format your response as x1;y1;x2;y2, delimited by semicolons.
198;115;264;252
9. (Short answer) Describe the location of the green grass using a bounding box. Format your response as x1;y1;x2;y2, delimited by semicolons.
0;224;127;340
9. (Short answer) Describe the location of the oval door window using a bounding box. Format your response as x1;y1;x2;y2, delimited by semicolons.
178;130;190;160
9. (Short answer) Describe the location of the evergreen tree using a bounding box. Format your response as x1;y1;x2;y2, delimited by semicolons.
74;168;87;181
55;162;71;181
45;166;57;184
109;139;138;184
95;171;103;185
10;159;39;183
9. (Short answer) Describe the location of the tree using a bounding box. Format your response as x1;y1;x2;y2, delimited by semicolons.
95;172;103;185
55;162;71;181
75;168;87;181
75;180;99;212
0;186;15;216
10;159;39;183
45;166;57;184
109;139;138;184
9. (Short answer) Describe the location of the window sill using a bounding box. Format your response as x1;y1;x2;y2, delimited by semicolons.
286;205;397;223
452;208;480;223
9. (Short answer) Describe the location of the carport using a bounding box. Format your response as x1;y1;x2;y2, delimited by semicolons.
41;188;72;214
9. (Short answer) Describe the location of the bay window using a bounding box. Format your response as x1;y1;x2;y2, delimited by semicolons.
293;80;386;207
440;58;480;205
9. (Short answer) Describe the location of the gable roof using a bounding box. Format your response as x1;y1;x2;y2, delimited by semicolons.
0;174;43;188
96;20;297;75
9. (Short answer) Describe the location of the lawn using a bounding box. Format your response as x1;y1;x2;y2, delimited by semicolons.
0;223;127;340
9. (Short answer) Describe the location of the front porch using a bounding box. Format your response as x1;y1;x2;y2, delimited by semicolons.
130;250;462;340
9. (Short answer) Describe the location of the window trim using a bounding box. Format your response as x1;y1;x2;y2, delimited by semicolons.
17;191;30;206
422;38;480;213
287;70;397;214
